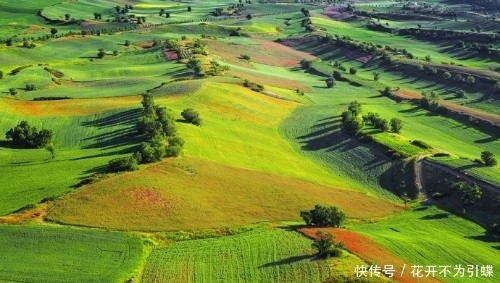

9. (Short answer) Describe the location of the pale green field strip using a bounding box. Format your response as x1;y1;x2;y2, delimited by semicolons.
310;16;494;69
142;228;333;283
0;225;143;283
352;206;500;283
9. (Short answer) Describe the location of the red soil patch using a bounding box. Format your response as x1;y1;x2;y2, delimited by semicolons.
323;7;355;21
299;228;442;283
163;48;179;60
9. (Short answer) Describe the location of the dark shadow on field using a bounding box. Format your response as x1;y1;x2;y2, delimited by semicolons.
259;254;315;268
0;140;20;149
465;234;500;244
80;108;142;150
297;118;341;151
398;106;422;113
475;136;499;143
456;163;482;171
419;213;450;220
413;206;430;212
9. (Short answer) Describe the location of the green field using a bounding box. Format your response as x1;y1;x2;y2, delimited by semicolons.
0;0;499;282
352;206;500;283
0;225;144;283
142;228;359;283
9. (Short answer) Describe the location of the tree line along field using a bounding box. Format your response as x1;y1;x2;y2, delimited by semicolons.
0;0;499;282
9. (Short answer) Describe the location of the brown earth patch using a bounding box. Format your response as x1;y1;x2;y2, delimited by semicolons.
0;203;50;224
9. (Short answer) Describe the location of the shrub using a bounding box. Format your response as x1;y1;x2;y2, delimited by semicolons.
325;77;335;88
349;67;357;74
311;231;344;259
181;108;202;125
108;156;138;172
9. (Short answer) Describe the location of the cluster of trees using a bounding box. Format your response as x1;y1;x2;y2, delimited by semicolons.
341;101;364;136
341;101;403;136
108;93;184;172
311;230;345;259
5;121;53;148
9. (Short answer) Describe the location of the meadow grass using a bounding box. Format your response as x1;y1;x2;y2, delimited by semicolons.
47;157;401;231
352;205;500;283
0;224;143;283
142;228;355;283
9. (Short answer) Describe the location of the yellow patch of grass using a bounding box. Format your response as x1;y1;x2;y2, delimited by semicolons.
48;157;402;231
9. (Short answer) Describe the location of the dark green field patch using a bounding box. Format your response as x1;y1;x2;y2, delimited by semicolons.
0;225;144;283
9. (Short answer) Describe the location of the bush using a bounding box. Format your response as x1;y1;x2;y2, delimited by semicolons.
349;67;357;74
390;118;402;133
181;108;201;125
311;231;344;259
108;156;138;172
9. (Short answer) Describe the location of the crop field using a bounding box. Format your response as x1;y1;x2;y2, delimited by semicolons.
1;0;499;282
352;206;500;283
142;228;336;283
0;224;143;283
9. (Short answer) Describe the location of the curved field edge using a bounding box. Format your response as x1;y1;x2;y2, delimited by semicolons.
351;206;500;283
0;224;144;283
46;157;402;231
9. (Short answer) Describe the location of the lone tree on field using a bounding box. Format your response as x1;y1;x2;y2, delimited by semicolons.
311;231;344;259
187;6;192;12
97;48;106;58
300;204;346;227
481;151;497;166
50;28;58;37
246;14;252;20
390;118;402;133
452;181;482;211
373;71;380;81
181;108;202;126
325;77;335;88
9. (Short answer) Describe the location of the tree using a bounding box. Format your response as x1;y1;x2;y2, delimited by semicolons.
325;77;335;88
390;118;402;133
442;71;451;79
187;6;192;12
9;88;17;95
373;71;380;81
300;205;346;227
187;58;203;76
181;108;202;125
452;182;482;208
97;48;106;58
124;40;131;46
341;111;364;136
311;231;344;258
455;89;465;98
349;67;357;74
347;100;362;116
65;14;71;21
6;38;12;46
241;54;250;61
50;28;58;37
424;55;431;62
481;151;497;166
45;144;55;158
5;121;53;148
246;14;252;20
466;75;475;85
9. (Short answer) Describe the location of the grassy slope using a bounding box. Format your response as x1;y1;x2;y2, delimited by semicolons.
47;82;402;231
142;228;358;283
0;224;143;283
352;206;500;283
